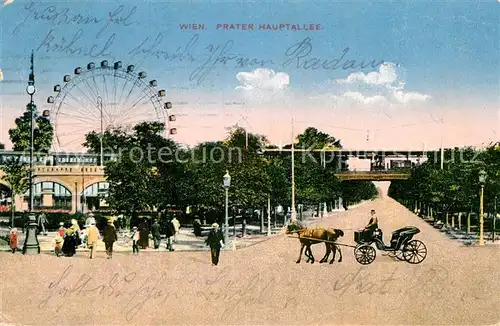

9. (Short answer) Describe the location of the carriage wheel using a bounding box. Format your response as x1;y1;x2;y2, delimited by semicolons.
387;250;405;260
395;250;405;261
354;245;376;265
402;240;427;264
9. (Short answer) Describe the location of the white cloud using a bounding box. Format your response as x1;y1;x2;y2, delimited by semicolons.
331;62;430;105
342;92;387;105
235;68;289;91
336;63;399;86
393;90;431;103
0;68;3;81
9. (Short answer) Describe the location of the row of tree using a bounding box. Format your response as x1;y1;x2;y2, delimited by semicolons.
1;104;377;221
83;122;378;220
388;145;500;219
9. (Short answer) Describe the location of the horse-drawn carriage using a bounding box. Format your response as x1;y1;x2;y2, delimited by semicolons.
287;223;427;265
353;226;427;265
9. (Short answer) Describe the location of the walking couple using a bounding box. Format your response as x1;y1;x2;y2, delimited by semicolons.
86;216;117;259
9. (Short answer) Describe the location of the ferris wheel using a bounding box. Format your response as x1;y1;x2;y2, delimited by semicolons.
47;60;177;152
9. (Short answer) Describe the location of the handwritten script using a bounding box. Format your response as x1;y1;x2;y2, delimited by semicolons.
195;263;458;322
12;3;384;86
37;29;115;58
129;35;384;85
13;2;137;38
38;265;176;322
38;262;481;323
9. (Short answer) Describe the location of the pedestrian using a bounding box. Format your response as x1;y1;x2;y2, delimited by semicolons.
85;213;94;228
165;218;175;251
62;219;80;257
130;226;140;255
9;228;18;254
205;223;224;266
38;213;48;236
57;222;65;237
172;216;180;243
86;218;100;259
151;220;161;249
54;235;63;257
138;217;149;249
103;216;118;259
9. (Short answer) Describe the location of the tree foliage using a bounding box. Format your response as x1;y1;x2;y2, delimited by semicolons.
83;123;379;217
388;144;500;214
9;103;53;153
1;158;29;196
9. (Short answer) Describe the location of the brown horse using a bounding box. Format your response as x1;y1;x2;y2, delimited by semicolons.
286;223;344;264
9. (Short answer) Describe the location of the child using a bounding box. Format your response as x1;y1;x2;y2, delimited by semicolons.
9;228;18;254
57;222;65;237
54;235;63;257
130;226;140;255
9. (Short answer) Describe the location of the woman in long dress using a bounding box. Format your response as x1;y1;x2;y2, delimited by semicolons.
138;218;150;249
62;219;80;257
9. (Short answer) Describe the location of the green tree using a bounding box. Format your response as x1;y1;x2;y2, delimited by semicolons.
296;127;342;150
341;180;378;207
292;127;344;212
223;126;269;153
1;158;29;227
388;144;500;222
9;103;53;153
83;127;130;155
187;128;271;219
0;142;4;150
85;121;187;214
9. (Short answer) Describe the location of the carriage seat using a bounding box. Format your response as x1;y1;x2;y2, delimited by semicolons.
354;228;382;243
390;226;420;249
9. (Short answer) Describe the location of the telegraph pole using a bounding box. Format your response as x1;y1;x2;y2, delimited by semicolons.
291;117;296;222
97;96;104;166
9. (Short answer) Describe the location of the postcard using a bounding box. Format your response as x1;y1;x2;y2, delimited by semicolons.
0;1;499;325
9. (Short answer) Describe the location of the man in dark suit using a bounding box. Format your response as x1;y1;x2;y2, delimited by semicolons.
165;218;175;251
151;219;161;249
205;223;224;266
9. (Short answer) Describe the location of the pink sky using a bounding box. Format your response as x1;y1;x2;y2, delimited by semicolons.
1;64;498;152
1;99;498;152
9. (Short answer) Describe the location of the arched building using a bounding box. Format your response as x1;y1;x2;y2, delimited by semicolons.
0;165;108;213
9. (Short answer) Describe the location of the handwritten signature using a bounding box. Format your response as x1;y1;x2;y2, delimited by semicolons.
189;38;275;86
196;263;471;322
282;37;384;71
129;33;198;64
13;2;137;39
37;263;483;323
96;5;137;38
38;265;175;322
196;267;288;321
36;29;115;58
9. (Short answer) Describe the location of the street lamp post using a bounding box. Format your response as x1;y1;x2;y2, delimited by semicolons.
267;194;271;236
26;53;36;212
493;196;497;243
478;169;487;246
223;170;231;246
23;50;41;255
97;96;104;166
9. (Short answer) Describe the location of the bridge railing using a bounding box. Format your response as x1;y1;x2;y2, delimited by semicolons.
337;169;411;174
